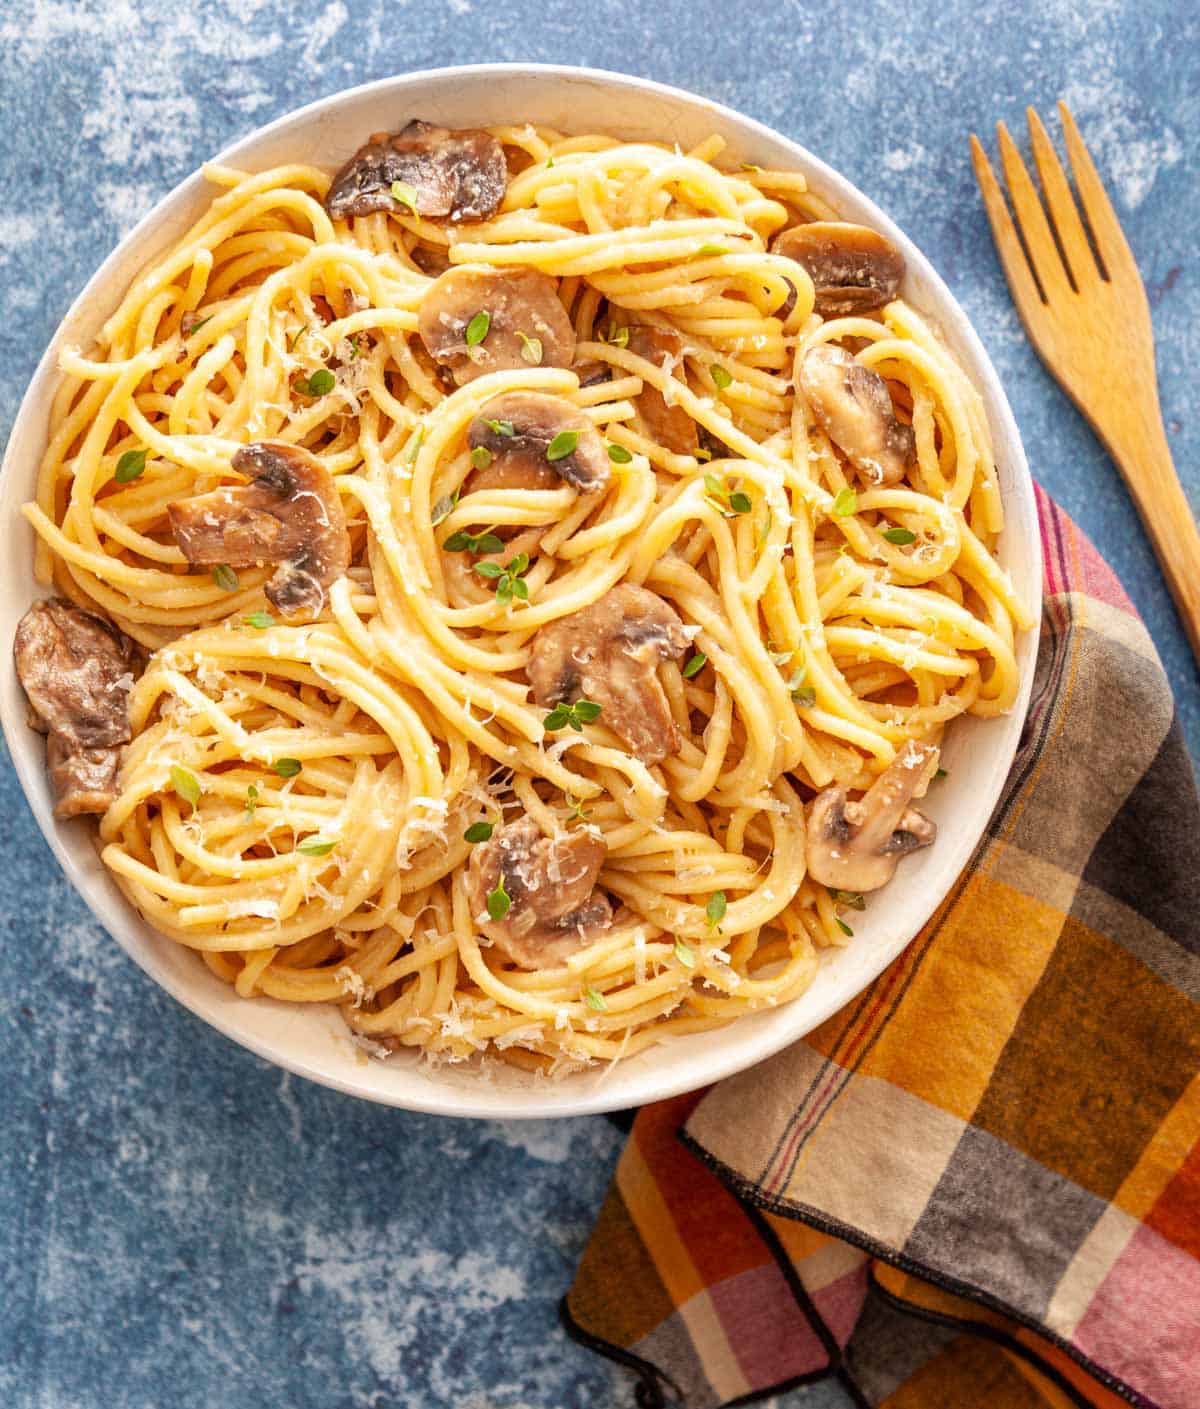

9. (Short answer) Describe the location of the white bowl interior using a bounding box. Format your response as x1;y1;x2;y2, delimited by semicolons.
0;66;1040;1118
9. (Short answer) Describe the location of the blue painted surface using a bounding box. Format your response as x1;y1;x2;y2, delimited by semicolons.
0;3;1196;1406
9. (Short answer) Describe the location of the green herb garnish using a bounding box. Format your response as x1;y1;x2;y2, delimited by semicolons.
469;445;494;471
464;821;494;844
674;936;695;969
565;795;592;822
294;367;336;397
607;443;632;464
543;698;602;733
286;323;309;353
170;765;200;810
704;473;751;516
792;686;816;708
583;984;607;1013
481;417;515;438
882;526;917;545
476;551;531;606
298;839;336;857
114;449;148;484
836;917;854;936
607;325;630;349
244;783;259;821
212;564;239;592
487;877;511;921
272;758;302;779
243;611;274;629
516;331;543;365
695;243;728;256
403;426;425;464
710;364;733;390
705;891;727;930
827;888;866;911
185;314;213;338
465;310;491;347
832;486;858;517
682;652;707;679
546;429;579;462
444;528;505;555
430;490;459;526
390;180;418;214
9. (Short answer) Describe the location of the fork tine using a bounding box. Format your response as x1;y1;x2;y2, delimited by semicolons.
995;121;1073;300
1057;101;1136;279
969;134;1045;317
1025;106;1099;286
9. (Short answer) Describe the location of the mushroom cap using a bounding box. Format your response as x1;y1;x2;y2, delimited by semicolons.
168;441;351;620
467;392;610;496
325;120;508;222
799;343;916;487
14;598;135;751
466;816;612;969
626;325;698;455
771;221;905;317
417;265;576;386
806;741;939;892
47;735;121;820
527;584;690;766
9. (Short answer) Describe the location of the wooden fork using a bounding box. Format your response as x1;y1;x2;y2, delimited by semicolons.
971;102;1200;661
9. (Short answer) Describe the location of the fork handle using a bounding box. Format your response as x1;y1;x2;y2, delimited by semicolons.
1106;416;1200;664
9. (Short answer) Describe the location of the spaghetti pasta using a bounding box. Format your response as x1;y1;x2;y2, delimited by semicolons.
19;122;1032;1072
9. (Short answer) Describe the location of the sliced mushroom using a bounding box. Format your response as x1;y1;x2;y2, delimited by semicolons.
325;120;508;223
527;585;689;766
771;222;905;317
807;741;939;892
466;816;612;969
799;344;916;487
467;392;610;496
14;598;137;819
168;441;351;619
626;326;698;455
418;266;575;386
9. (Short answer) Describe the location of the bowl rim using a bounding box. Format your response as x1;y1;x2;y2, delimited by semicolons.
1;63;1040;1118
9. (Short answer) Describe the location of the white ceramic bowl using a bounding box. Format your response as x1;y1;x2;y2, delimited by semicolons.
0;65;1040;1118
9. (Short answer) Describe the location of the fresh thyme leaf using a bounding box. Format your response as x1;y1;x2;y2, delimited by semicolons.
286;323;309;353
583;984;607;1013
430;491;458;526
792;685;816;708
487;878;511;921
695;243;728;256
565;795;591;822
704;472;725;499
470;445;494;471
607;442;632;464
243;611;274;629
298;839;336;857
244;783;259;821
403;426;425;464
682;652;707;679
710;364;733;390
475;561;505;579
294;367;336;397
607;324;629;349
482;417;515;438
544;699;601;732
170;765;200;809
114;449;148;484
706;891;727;929
728;490;752;514
389;179;418;214
516;330;543;365
882;526;917;545
546;429;579;462
832;486;858;517
827;888;866;911
272;758;302;779
836;917;854;936
465;310;491;347
674;936;695;969
464;821;494;844
185;314;213;337
212;564;239;592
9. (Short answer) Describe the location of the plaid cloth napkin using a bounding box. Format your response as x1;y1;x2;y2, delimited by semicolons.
564;487;1200;1409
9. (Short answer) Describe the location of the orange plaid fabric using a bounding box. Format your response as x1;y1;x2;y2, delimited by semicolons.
564;491;1200;1408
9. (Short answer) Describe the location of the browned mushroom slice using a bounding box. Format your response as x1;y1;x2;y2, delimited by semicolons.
46;736;122;819
799;344;916;487
14;598;138;819
325;120;508;223
466;816;612;969
14;599;136;749
806;741;939;892
771;222;905;317
168;442;351;619
467;392;610;496
626;326;698;455
527;585;689;766
418;266;575;386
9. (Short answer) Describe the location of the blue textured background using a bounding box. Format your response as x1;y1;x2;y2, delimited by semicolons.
1;4;1196;1407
